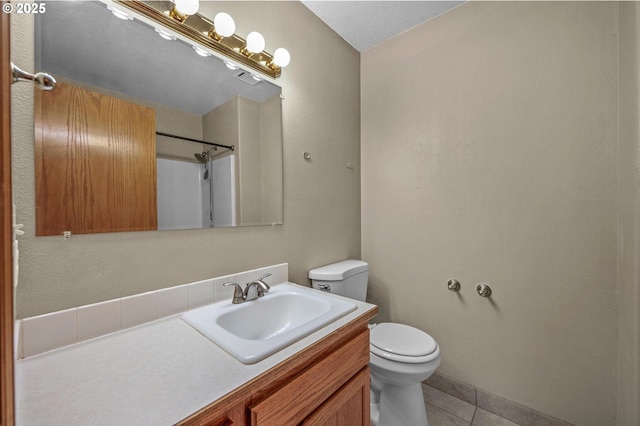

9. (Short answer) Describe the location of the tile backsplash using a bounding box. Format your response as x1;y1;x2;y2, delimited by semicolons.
21;308;76;358
17;263;288;359
76;299;121;342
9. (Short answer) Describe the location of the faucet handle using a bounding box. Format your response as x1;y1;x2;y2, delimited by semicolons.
257;273;272;282
257;273;271;294
223;282;244;304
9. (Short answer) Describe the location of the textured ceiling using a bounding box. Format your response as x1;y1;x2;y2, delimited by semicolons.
301;1;464;52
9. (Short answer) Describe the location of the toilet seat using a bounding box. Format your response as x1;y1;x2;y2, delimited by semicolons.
370;323;439;364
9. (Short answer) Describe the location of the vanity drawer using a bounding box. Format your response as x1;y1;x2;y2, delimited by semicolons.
249;328;370;426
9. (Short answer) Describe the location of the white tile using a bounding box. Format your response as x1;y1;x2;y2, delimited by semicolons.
425;372;477;406
213;275;237;302
77;300;121;341
157;285;189;317
188;279;214;308
15;320;23;360
477;389;532;424
251;265;272;278
270;263;289;284
423;384;476;422
239;266;278;287
22;308;77;357
121;291;158;329
426;403;472;426
473;408;520;426
233;270;253;287
251;267;276;285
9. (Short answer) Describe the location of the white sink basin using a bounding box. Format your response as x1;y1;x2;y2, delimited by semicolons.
181;283;357;364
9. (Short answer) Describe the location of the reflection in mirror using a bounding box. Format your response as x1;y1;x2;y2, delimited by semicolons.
34;0;283;234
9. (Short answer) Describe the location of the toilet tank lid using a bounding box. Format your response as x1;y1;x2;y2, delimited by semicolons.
308;259;368;281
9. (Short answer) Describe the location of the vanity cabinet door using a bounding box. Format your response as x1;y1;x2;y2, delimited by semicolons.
301;366;370;426
249;329;369;426
178;399;245;426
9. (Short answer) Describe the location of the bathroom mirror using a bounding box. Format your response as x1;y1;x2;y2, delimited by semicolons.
34;0;283;234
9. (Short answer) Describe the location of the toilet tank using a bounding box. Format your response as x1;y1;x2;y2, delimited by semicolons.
308;260;368;302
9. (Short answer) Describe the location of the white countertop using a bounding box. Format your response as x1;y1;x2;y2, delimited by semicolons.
15;283;376;426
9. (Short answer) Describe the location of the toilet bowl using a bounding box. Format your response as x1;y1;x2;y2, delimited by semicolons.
369;323;441;426
309;260;441;426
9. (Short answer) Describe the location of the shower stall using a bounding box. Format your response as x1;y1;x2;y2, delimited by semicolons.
157;153;236;230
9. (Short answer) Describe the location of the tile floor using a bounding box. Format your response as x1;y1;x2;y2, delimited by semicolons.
423;384;520;426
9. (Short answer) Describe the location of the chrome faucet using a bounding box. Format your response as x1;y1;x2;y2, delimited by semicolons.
223;273;271;304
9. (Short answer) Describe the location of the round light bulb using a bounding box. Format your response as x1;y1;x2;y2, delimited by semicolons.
155;28;176;41
245;32;265;54
273;48;290;68
214;13;235;38
192;45;211;57
107;4;133;20
174;0;199;16
224;60;239;71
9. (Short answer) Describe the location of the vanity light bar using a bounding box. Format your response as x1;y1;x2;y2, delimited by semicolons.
114;0;287;79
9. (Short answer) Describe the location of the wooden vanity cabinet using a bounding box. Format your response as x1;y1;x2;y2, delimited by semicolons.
301;367;370;426
178;314;374;426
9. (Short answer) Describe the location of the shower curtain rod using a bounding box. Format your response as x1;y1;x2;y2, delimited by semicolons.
156;131;235;151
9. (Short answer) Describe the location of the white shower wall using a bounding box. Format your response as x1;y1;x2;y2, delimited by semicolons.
157;158;205;230
211;155;236;227
157;156;236;230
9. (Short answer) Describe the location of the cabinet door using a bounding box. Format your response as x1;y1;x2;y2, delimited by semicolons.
302;367;370;426
34;81;157;235
250;330;369;426
177;399;245;426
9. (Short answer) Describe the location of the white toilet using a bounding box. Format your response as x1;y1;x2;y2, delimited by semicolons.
309;260;441;426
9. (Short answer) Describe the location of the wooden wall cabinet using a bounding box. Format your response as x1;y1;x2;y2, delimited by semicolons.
179;316;373;426
34;81;157;236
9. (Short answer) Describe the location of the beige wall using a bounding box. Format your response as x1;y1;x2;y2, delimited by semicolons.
362;2;618;425
617;3;640;425
152;107;204;163
154;101;204;162
12;1;361;318
203;96;241;220
202;94;284;226
237;96;263;225
202;96;238;160
260;95;284;225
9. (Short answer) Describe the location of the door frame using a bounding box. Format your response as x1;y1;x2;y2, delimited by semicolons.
0;1;15;424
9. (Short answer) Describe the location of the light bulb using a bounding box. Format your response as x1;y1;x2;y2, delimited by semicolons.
192;45;211;57
224;61;239;71
107;4;133;20
174;0;199;15
245;32;265;54
155;28;176;41
273;48;290;68
251;73;262;82
214;13;235;38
